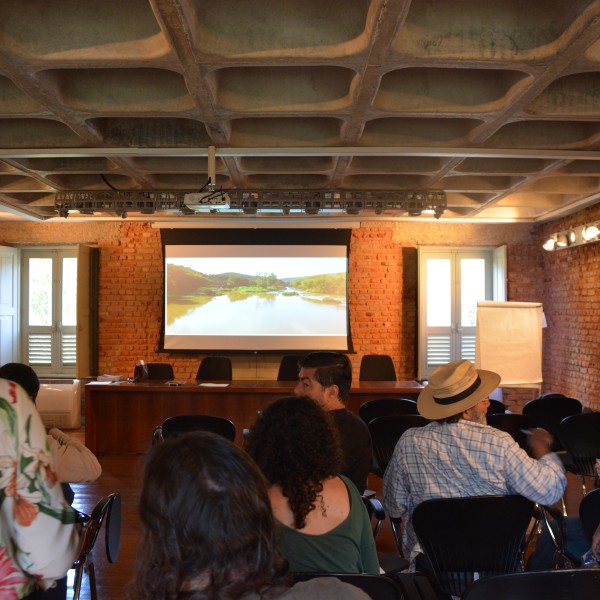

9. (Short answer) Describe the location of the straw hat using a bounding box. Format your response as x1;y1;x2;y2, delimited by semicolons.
417;360;501;420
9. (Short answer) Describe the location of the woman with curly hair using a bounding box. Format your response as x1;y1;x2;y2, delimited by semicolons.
245;396;380;575
128;430;368;600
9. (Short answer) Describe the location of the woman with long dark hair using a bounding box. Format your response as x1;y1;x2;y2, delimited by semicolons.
128;431;368;599
245;396;379;575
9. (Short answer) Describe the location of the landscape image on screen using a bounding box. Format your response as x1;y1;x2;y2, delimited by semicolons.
162;245;350;351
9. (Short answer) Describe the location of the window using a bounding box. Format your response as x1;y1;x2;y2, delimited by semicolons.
21;249;77;376
418;246;506;380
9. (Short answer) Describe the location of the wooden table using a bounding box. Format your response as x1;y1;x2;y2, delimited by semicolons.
85;379;423;454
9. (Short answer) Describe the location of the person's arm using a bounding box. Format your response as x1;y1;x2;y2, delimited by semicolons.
503;431;567;506
592;523;600;561
382;438;409;519
47;428;102;483
2;383;80;590
526;428;554;460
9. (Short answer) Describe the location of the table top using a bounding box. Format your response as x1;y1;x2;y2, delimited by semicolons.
86;378;424;394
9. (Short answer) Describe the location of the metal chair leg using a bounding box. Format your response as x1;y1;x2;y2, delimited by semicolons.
72;564;84;600
88;561;97;600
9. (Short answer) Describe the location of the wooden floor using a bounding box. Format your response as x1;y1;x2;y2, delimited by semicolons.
64;429;590;599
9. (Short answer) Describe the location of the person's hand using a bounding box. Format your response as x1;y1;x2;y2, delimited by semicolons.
526;428;554;459
592;523;600;561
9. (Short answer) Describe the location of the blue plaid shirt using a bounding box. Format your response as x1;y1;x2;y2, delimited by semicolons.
382;420;567;568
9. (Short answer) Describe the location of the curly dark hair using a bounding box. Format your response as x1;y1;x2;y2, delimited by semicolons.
127;432;289;600
244;396;343;530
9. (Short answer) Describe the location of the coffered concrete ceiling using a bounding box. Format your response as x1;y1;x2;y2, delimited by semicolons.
1;0;600;223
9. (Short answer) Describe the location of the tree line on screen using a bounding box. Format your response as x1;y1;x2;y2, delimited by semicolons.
167;264;345;301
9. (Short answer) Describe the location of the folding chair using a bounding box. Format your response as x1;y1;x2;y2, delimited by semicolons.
462;569;600;600
359;398;419;426
152;414;236;444
72;492;121;600
523;396;582;451
559;412;600;495
368;414;429;477
412;495;535;597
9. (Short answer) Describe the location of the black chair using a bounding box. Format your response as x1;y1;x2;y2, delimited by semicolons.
359;397;419;426
579;487;600;541
412;495;535;598
359;354;397;381
522;396;582;451
486;399;506;415
362;495;409;575
195;356;232;380
277;354;304;381
486;413;538;455
145;362;175;380
559;412;600;495
72;492;121;600
462;569;600;600
152;414;236;444
293;572;405;600
368;414;429;477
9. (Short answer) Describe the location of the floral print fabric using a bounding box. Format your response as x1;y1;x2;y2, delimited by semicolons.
0;379;79;598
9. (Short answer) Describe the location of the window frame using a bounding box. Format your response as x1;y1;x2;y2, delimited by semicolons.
21;248;78;377
417;245;506;380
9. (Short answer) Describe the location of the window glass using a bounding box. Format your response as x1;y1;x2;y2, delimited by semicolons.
426;258;451;327
28;258;52;326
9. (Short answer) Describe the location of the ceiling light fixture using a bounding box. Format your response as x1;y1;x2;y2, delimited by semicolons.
55;189;447;218
543;220;600;251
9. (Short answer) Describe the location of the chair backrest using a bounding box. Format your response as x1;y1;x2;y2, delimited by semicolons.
155;414;236;443
146;362;175;380
412;495;534;597
293;572;404;600
359;397;419;425
486;399;506;415
359;354;397;381
559;412;600;478
486;413;538;455
579;487;600;542
277;354;304;381
462;569;600;600
522;396;582;450
195;356;232;380
72;492;121;600
368;414;429;476
536;392;568;400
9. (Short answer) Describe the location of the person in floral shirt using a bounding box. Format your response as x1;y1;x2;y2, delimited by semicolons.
0;378;80;599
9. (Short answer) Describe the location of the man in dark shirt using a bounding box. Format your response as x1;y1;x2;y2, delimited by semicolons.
294;352;372;493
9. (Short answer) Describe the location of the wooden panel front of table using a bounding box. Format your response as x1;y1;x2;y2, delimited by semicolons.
85;379;423;454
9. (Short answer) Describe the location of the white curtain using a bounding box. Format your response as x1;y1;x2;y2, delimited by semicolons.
475;301;543;386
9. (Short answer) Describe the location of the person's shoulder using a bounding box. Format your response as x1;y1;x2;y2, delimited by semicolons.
331;408;367;429
0;378;38;421
275;577;370;599
459;420;516;445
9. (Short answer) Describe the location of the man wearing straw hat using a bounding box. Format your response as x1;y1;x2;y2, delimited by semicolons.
383;359;567;570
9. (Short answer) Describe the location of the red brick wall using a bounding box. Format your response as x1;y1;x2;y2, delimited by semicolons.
536;203;600;411
9;218;591;406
